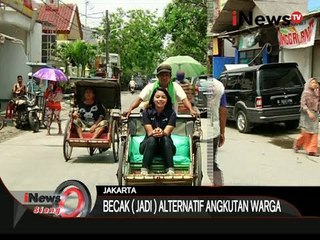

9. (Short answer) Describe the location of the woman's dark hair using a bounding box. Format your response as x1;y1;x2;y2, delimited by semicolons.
148;87;173;110
82;87;96;101
51;81;59;91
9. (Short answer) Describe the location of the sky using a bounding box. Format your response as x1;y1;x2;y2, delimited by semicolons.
59;0;173;27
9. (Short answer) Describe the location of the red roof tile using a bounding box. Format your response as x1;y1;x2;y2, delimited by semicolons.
38;3;79;34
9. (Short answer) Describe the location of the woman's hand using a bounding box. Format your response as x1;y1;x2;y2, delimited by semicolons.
307;110;317;121
152;127;163;138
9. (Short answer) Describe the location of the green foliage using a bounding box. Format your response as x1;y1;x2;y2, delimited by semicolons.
54;43;72;75
94;1;208;83
97;8;164;83
159;0;208;64
54;41;97;77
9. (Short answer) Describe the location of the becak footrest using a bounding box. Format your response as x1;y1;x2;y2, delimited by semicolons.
67;132;110;147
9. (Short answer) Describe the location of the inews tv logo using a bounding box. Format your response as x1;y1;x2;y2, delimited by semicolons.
20;181;91;218
232;11;303;26
24;192;61;203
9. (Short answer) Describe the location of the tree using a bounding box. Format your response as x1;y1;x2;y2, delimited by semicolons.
71;40;98;77
55;40;97;77
96;8;164;84
158;0;207;64
54;43;72;76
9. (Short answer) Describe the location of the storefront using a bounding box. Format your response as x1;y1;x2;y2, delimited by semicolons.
278;16;319;80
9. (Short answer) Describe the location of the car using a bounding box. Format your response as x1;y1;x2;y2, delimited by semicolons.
218;62;305;133
135;77;145;90
192;75;216;116
148;78;158;84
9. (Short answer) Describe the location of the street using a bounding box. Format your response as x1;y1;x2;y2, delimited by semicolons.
0;90;320;199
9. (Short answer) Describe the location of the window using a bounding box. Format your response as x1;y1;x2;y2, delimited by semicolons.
260;67;304;89
42;34;56;63
239;49;263;65
226;74;242;90
219;76;227;87
241;71;255;90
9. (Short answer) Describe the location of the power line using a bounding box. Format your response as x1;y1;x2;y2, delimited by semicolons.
59;0;92;17
57;0;104;27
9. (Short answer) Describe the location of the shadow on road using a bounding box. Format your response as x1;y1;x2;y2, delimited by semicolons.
67;152;116;164
226;121;300;137
226;120;305;151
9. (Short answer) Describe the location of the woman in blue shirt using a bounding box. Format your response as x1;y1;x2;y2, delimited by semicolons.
140;87;177;175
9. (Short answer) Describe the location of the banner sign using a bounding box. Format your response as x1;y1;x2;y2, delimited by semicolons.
278;18;317;49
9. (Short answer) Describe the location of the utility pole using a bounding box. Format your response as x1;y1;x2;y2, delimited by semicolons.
85;0;89;27
105;10;110;75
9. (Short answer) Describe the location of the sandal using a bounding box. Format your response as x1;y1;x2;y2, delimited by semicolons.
308;152;319;157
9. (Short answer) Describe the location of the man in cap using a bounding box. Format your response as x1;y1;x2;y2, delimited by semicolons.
124;64;197;117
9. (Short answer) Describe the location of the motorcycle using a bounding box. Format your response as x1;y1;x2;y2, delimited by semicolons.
13;92;41;132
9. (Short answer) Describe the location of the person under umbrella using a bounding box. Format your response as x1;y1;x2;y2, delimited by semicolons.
44;81;63;135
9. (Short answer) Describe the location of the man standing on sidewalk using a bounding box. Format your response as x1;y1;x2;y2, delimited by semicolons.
208;80;227;186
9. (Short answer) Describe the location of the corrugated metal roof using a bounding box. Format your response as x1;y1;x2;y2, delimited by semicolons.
211;0;255;32
254;0;307;17
211;0;308;33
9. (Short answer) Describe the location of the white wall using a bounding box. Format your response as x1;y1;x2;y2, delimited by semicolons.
223;39;235;57
28;23;42;62
0;11;42;62
0;38;31;108
279;47;312;81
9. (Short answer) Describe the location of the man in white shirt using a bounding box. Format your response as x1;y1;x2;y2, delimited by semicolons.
124;64;197;117
208;79;227;186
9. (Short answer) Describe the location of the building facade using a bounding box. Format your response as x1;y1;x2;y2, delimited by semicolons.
0;0;42;108
209;0;308;79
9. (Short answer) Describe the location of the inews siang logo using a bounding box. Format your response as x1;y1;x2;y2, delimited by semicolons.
22;180;92;218
24;192;61;203
232;10;303;26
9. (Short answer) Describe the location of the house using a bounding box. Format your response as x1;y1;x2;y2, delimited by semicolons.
38;2;83;63
0;0;42;109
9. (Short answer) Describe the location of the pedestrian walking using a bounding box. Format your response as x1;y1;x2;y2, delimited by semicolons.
293;77;320;156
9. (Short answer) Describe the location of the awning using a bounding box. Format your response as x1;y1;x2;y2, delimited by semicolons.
211;0;308;33
254;0;307;18
211;0;255;33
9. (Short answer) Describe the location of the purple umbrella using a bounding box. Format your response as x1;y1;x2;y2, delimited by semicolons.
33;68;68;82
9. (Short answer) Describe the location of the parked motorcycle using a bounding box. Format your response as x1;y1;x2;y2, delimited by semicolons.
13;93;41;132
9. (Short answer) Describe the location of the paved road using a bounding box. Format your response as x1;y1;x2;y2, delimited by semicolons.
1;90;320;201
219;122;320;186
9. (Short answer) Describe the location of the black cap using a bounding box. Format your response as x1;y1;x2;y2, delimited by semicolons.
157;64;172;75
